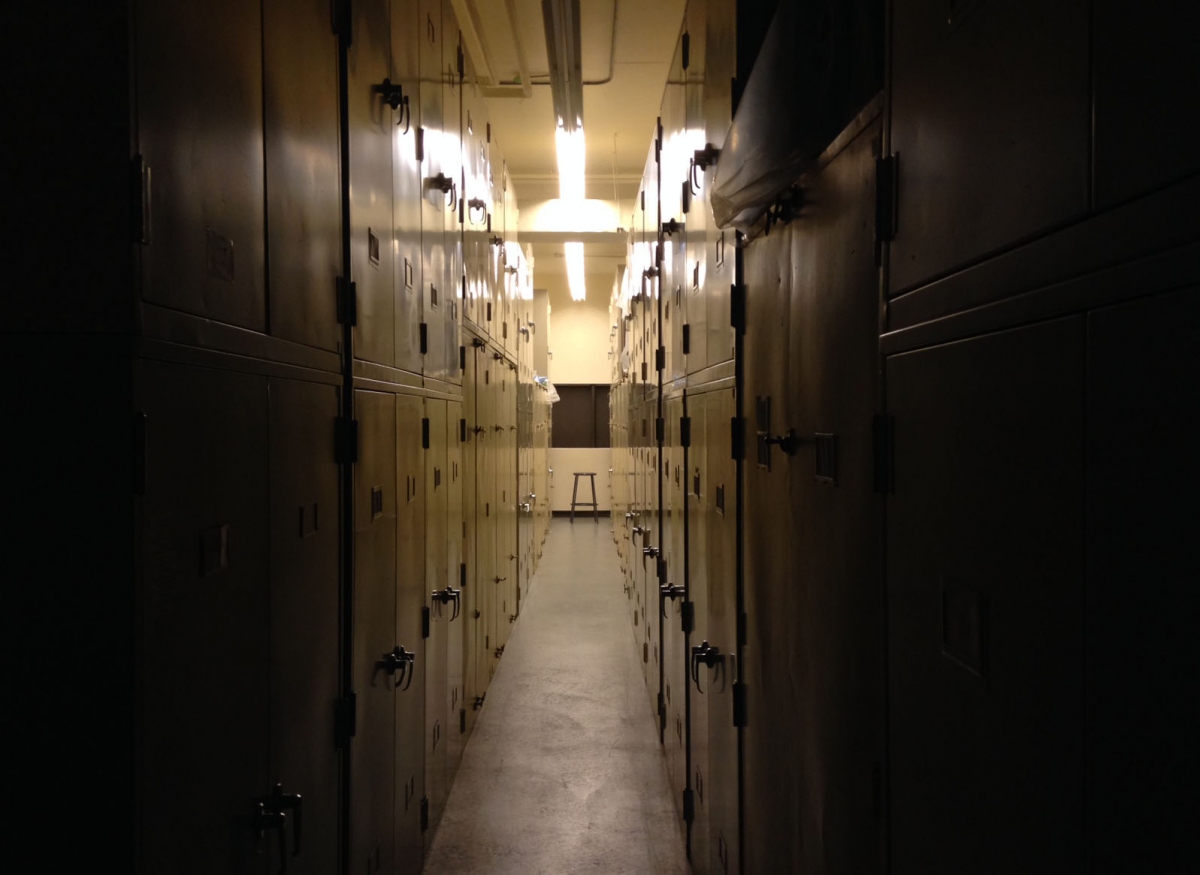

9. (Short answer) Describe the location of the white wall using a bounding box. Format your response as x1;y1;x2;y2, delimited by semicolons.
543;272;614;510
549;450;612;513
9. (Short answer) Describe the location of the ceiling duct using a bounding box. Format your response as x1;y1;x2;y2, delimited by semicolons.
542;0;584;132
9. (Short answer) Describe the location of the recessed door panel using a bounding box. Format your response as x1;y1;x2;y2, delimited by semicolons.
137;0;265;329
349;0;396;366
419;0;446;379
267;378;340;875
440;5;464;384
888;0;1089;294
887;318;1086;873
423;398;449;847
445;399;466;776
352;390;397;875
393;0;424;375
395;392;426;874
686;392;711;873
1086;288;1200;871
140;361;269;874
264;0;340;352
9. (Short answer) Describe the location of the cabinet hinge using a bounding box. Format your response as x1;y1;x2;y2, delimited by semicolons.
682;324;691;355
730;283;745;333
682;178;691;214
640;190;646;211
738;611;747;647
655;117;663;163
460;708;467;734
131;155;151;244
681;601;695;634
420;797;429;832
873;413;894;494
456;42;464;77
422;417;430;449
422;606;431;639
655;417;665;444
733;682;747;727
657;692;666;730
680;416;691;448
335;417;359;465
656;346;665;372
731;417;744;461
641;361;648;382
460;562;467;589
335;692;357;748
459;345;466;371
681;31;690;70
683;789;695;824
419;322;428;354
459;417;467;443
486;122;491;143
875;153;898;263
333;0;353;43
657;556;667;585
336;277;357;326
133;411;146;496
416;126;425;162
486;301;493;322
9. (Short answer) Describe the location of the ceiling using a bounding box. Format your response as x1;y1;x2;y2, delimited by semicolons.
459;0;687;207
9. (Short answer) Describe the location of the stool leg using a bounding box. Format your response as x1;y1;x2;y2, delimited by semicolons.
570;474;579;523
590;473;598;523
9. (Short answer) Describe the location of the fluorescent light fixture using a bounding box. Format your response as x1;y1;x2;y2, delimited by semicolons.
565;241;587;302
542;0;583;133
555;127;586;202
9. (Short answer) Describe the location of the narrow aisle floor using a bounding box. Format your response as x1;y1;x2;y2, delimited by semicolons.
424;518;690;875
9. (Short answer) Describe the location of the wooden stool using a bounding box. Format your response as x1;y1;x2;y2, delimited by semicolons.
570;472;598;523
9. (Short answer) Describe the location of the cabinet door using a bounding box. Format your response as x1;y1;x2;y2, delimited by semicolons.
703;388;738;875
445;399;466;775
419;0;447;378
264;0;340;351
137;0;265;329
267;378;340;874
351;390;397;875
662;396;687;804
349;0;397;366
440;3;464;384
887;318;1085;873
1086;288;1200;871
685;392;710;873
888;0;1089;294
393;0;425;375
140;361;269;874
423;398;449;845
395;392;427;873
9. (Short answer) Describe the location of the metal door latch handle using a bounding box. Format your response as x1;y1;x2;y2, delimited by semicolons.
493;576;507;584
431;587;461;620
252;802;288;872
376;78;410;132
690;641;723;693
763;428;802;455
660;584;685;618
427;172;457;209
379;645;416;691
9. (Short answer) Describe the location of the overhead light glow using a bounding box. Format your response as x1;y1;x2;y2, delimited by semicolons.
555;127;586;202
565;241;587;302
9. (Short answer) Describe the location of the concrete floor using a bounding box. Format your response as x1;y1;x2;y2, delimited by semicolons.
424;518;691;875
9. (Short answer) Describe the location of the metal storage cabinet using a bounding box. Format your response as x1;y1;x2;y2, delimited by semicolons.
662;38;688;385
461;339;483;736
445;398;466;777
461;67;490;334
392;0;426;375
264;0;342;352
423;397;450;848
739;224;797;875
1085;288;1200;872
782;112;884;874
438;3;464;386
663;394;688;792
1093;1;1200;210
888;0;1090;295
682;0;709;374
395;391;428;873
267;378;342;875
418;0;448;381
702;0;736;370
135;0;266;330
351;390;399;875
886;318;1086;874
701;385;738;875
140;361;269;874
347;0;398;366
684;391;711;872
